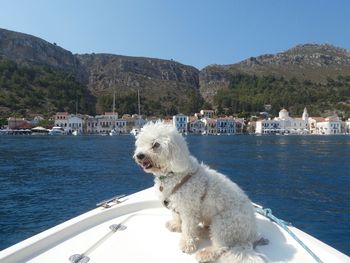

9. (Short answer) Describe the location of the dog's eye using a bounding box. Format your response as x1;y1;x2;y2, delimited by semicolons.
152;142;160;149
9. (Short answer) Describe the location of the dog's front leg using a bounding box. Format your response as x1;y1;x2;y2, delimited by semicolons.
179;213;199;253
166;211;182;232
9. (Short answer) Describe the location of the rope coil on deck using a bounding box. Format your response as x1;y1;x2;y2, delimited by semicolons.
254;206;324;263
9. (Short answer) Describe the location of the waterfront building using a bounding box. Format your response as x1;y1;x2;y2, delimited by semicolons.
255;119;281;134
346;118;350;134
255;108;308;134
7;117;29;129
315;116;342;135
172;114;189;133
188;118;205;134
54;112;84;134
309;117;325;134
202;118;217;135
234;118;245;134
216;117;235;135
105;112;119;121
66;115;84;134
54;112;69;129
86;116;98;134
86;114;124;134
29;116;44;127
289;107;309;134
122;114;136;132
274;109;294;133
93;112;119;134
199;109;215;118
114;119;127;134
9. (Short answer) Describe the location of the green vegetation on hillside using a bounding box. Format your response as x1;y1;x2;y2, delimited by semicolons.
0;57;95;118
2;56;350;120
97;89;204;117
0;57;204;118
214;73;350;118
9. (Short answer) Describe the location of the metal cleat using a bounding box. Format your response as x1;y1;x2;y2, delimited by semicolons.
69;254;90;263
96;194;126;208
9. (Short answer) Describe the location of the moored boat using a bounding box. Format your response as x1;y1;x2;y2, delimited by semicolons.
49;126;66;136
72;130;81;136
109;129;120;136
31;126;50;135
0;187;348;263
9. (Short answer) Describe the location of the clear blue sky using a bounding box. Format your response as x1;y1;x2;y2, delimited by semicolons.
1;0;349;69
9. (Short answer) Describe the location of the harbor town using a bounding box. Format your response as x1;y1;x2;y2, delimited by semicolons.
1;108;350;136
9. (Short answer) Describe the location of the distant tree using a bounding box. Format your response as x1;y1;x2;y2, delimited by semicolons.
212;73;350;118
38;119;54;128
0;118;7;128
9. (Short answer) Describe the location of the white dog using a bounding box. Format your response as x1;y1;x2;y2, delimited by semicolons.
134;121;266;263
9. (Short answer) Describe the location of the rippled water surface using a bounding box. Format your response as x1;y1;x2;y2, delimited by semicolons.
0;135;349;255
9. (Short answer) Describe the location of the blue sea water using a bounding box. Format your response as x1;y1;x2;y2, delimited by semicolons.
0;135;349;255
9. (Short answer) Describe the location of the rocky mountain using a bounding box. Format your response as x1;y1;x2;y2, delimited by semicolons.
0;28;82;75
0;28;201;116
1;27;350;118
200;44;350;103
76;53;200;114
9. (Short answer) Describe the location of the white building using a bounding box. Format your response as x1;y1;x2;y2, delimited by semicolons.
202;118;217;135
86;116;98;134
346;118;350;134
255;108;308;135
315;116;342;135
93;112;119;134
216;117;235;135
309;117;325;134
85;113;127;134
290;107;309;134
189;118;205;134
173;114;189;133
67;115;84;134
255;119;281;134
114;119;127;134
54;112;83;134
199;110;215;118
54;112;69;129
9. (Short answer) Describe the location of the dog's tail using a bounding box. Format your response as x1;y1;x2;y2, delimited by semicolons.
219;243;268;263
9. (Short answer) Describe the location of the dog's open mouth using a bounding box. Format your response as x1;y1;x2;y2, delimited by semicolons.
141;159;153;170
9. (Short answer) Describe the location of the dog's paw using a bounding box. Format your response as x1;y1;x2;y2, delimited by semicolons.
195;248;216;262
179;237;197;254
166;220;181;232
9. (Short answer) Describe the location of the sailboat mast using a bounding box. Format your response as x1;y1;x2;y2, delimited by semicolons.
112;91;116;128
112;92;115;113
75;95;78;115
137;89;141;117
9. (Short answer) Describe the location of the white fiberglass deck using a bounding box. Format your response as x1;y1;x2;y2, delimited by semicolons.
0;188;349;263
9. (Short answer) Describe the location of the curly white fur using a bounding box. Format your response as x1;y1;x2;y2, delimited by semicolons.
134;121;267;263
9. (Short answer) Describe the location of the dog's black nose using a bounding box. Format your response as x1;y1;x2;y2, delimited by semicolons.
136;153;145;160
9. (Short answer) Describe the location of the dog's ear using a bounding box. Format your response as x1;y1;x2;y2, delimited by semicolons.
167;133;191;173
